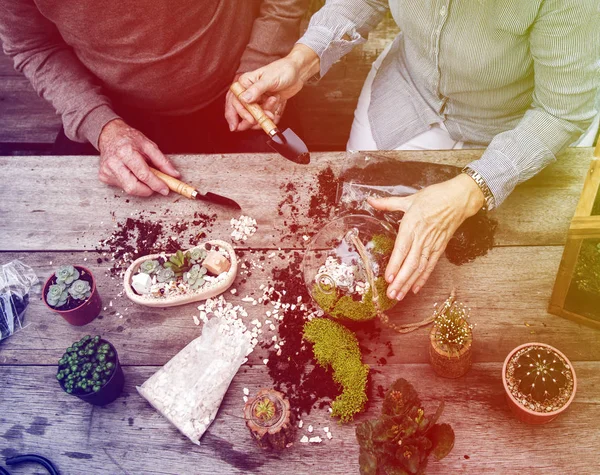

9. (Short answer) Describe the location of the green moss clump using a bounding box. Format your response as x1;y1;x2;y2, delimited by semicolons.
303;318;369;422
575;241;600;295
312;276;396;322
371;234;395;257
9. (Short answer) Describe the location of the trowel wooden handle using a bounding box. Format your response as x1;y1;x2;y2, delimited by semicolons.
149;167;196;199
230;81;277;136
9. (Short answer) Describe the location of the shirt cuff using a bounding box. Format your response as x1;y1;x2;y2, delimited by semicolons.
297;25;365;77
77;104;121;150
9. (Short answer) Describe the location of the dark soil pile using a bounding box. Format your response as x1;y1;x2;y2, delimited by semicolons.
97;211;217;276
264;251;340;417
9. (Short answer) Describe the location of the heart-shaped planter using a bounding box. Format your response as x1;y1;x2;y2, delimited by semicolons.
123;240;237;308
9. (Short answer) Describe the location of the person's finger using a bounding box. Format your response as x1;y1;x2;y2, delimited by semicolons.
98;169;119;187
232;97;257;130
411;247;445;294
106;158;154;197
384;224;413;296
123;151;169;196
368;195;412;213
388;241;423;301
224;91;241;132
141;139;180;178
398;242;433;299
239;73;274;103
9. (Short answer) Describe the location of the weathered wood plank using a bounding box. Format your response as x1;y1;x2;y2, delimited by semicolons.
1;363;598;474
0;150;593;251
1;246;599;367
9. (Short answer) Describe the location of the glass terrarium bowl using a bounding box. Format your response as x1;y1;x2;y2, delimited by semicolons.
303;214;398;323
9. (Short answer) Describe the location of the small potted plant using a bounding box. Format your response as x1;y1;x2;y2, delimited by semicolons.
503;342;577;424
429;293;473;378
244;389;295;451
56;335;124;406
43;265;102;325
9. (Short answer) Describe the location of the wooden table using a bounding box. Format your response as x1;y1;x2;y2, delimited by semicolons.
1;150;599;475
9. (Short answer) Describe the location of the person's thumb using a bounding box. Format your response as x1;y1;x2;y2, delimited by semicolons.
367;195;413;212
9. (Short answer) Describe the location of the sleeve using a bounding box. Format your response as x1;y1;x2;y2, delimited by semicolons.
236;0;310;74
297;0;389;76
0;0;119;148
466;0;600;209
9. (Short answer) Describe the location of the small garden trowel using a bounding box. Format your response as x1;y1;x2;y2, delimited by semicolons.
230;82;310;165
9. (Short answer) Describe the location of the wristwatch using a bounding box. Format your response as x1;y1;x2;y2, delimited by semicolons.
461;166;495;211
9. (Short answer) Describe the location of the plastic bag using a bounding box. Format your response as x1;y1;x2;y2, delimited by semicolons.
0;260;39;341
337;152;497;265
137;315;252;444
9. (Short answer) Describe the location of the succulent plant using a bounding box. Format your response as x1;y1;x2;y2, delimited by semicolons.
47;283;69;308
140;259;161;275
68;279;92;301
163;250;193;275
156;267;176;283
189;248;207;264
254;397;276;422
56;335;117;394
55;265;80;285
183;264;207;290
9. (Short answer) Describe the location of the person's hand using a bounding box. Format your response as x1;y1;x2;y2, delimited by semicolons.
225;75;288;132
98;118;180;197
368;174;486;300
225;44;320;132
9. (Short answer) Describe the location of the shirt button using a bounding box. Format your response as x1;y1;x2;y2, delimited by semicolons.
440;5;447;16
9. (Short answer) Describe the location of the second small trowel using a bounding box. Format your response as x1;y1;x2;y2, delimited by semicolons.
230;82;310;165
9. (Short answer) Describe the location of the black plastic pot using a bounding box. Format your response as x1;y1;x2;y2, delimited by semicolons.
59;340;125;406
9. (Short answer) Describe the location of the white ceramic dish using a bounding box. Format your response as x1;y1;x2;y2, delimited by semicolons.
123;240;237;308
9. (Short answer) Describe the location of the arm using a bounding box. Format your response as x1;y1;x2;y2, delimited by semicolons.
236;0;310;75
0;0;180;196
465;0;600;209
0;0;118;148
226;0;389;130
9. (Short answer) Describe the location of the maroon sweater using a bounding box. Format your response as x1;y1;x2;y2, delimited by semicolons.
0;0;307;147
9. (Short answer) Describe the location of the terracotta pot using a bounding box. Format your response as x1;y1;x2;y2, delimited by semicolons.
502;342;577;425
43;266;102;326
429;324;473;378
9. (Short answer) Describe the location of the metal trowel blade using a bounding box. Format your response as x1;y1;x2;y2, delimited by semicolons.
267;128;310;165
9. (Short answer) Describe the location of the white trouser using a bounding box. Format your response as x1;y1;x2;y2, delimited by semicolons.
347;43;464;152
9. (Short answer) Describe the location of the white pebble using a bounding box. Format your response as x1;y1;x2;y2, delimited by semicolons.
193;315;200;326
309;436;322;443
263;359;269;365
323;427;329;433
243;396;248;403
243;388;250;396
298;420;303;428
300;436;309;443
308;425;313;433
326;432;332;440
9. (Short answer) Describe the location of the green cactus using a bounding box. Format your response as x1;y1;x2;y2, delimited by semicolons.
68;279;92;301
183;264;207;290
47;283;69;308
55;265;80;285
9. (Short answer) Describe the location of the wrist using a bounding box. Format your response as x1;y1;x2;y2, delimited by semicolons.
287;44;320;83
455;173;486;216
98;118;125;153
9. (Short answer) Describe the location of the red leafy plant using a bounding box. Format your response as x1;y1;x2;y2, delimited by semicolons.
356;378;455;475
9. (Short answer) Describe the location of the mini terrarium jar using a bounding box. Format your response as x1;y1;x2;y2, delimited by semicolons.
503;342;576;425
429;296;473;378
56;335;125;406
244;389;294;451
303;215;397;324
42;265;102;326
